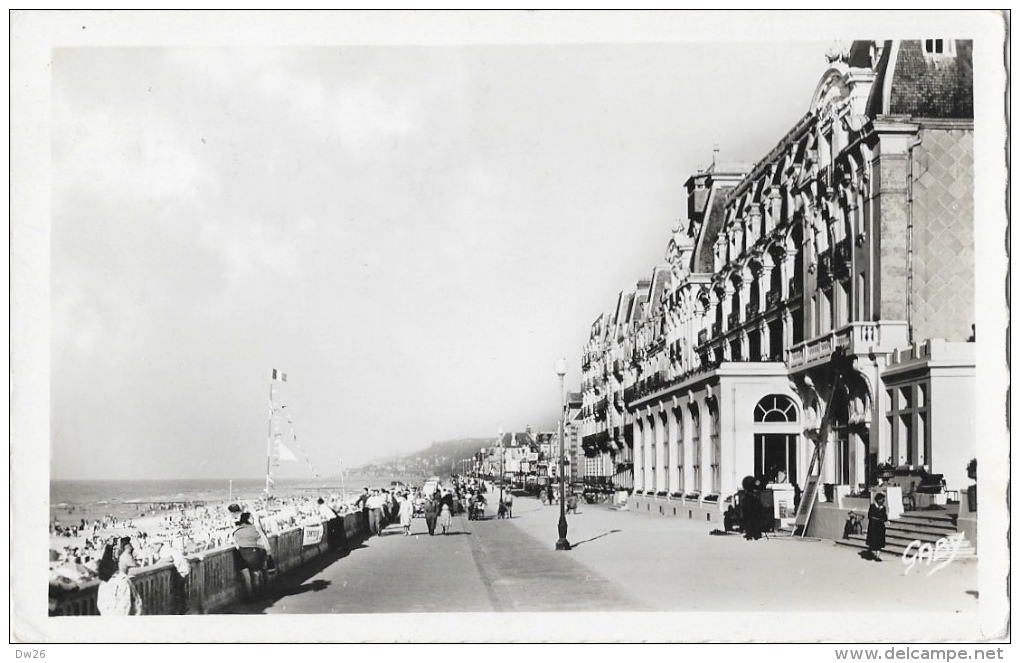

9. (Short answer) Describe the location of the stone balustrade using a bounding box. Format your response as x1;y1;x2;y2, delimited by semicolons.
50;513;368;616
786;321;910;370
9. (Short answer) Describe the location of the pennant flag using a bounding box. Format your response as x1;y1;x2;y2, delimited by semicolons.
276;440;299;463
272;369;287;382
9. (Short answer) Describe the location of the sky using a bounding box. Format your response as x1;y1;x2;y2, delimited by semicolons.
47;29;847;480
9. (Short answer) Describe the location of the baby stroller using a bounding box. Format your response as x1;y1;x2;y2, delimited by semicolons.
469;500;486;521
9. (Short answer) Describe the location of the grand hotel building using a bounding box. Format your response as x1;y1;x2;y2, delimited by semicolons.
579;40;975;531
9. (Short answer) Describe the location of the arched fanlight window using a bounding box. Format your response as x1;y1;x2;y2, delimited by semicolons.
754;395;798;422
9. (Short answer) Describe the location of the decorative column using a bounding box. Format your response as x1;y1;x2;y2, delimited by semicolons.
667;407;680;495
679;408;690;495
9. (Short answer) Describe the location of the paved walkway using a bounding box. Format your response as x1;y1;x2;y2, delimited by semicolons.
230;495;978;617
508;497;978;613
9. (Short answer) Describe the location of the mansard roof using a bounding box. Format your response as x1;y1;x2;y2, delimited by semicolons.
867;40;973;119
648;265;672;307
616;290;636;330
500;432;536;448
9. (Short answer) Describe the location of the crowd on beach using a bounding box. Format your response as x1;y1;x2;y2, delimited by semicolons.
49;476;520;613
48;491;364;590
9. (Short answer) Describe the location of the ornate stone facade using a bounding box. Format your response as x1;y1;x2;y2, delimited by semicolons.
580;40;975;510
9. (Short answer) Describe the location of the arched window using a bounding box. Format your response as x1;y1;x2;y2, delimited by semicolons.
754;395;798;422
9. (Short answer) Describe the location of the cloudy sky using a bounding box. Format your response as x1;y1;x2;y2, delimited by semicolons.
45;16;857;481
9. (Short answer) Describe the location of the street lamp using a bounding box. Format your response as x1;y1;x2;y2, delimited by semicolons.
555;358;571;551
498;426;504;507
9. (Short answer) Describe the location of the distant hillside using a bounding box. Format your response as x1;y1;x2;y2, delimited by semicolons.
349;438;494;480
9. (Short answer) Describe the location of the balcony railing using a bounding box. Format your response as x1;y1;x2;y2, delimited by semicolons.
786;321;910;371
698;329;709;345
835;238;851;263
711;322;721;337
745;301;758;319
765;290;782;309
817;251;833;286
727;312;740;328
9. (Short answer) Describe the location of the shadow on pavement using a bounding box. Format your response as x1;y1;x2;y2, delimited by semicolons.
274;578;331;598
569;529;621;548
230;539;368;614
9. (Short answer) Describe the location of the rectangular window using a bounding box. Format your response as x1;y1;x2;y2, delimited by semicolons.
925;39;944;54
838;279;850;327
900;386;913;410
857;272;867;321
917;412;927;466
886;415;896;463
748;331;761;361
900;414;913;466
825;289;835;332
769;319;784;360
792;307;804;344
711;433;721;492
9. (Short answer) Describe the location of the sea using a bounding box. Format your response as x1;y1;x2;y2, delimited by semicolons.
49;475;420;526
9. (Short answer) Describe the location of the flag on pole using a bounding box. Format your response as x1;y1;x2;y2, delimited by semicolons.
276;440;299;463
272;369;287;382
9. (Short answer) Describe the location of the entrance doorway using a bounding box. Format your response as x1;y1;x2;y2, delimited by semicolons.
753;394;801;485
754;434;798;483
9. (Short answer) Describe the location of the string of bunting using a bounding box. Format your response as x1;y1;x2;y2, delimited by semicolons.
278;406;322;480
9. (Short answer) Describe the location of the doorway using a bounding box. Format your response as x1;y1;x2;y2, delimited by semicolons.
754;434;798;484
753;394;801;485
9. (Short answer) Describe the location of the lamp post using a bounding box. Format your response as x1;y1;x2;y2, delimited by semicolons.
555;358;571;551
498;426;504;507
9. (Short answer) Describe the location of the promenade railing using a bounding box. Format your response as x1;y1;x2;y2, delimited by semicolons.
50;512;368;616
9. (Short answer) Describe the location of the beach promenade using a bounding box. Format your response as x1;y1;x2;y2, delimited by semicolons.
231;494;978;616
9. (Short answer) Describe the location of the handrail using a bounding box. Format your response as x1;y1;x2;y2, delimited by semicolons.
50;513;368;616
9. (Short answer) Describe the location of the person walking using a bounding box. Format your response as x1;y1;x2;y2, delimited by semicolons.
866;492;889;562
399;493;414;536
504;491;513;518
438;501;453;535
366;489;385;536
96;538;143;615
423;495;439;536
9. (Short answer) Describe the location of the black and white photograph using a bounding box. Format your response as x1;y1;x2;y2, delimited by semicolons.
10;10;1010;648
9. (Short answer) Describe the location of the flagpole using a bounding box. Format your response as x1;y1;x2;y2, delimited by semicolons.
265;377;274;498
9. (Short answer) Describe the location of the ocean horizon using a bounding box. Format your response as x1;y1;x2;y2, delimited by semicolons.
49;474;424;525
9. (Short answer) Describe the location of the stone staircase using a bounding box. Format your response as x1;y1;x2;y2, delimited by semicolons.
835;508;976;558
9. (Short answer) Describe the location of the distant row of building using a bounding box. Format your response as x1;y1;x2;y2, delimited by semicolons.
475;419;585;488
575;40;976;519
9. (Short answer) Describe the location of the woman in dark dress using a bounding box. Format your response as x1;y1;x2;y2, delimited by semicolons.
866;492;888;561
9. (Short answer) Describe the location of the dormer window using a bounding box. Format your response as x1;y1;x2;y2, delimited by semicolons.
924;39;955;57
